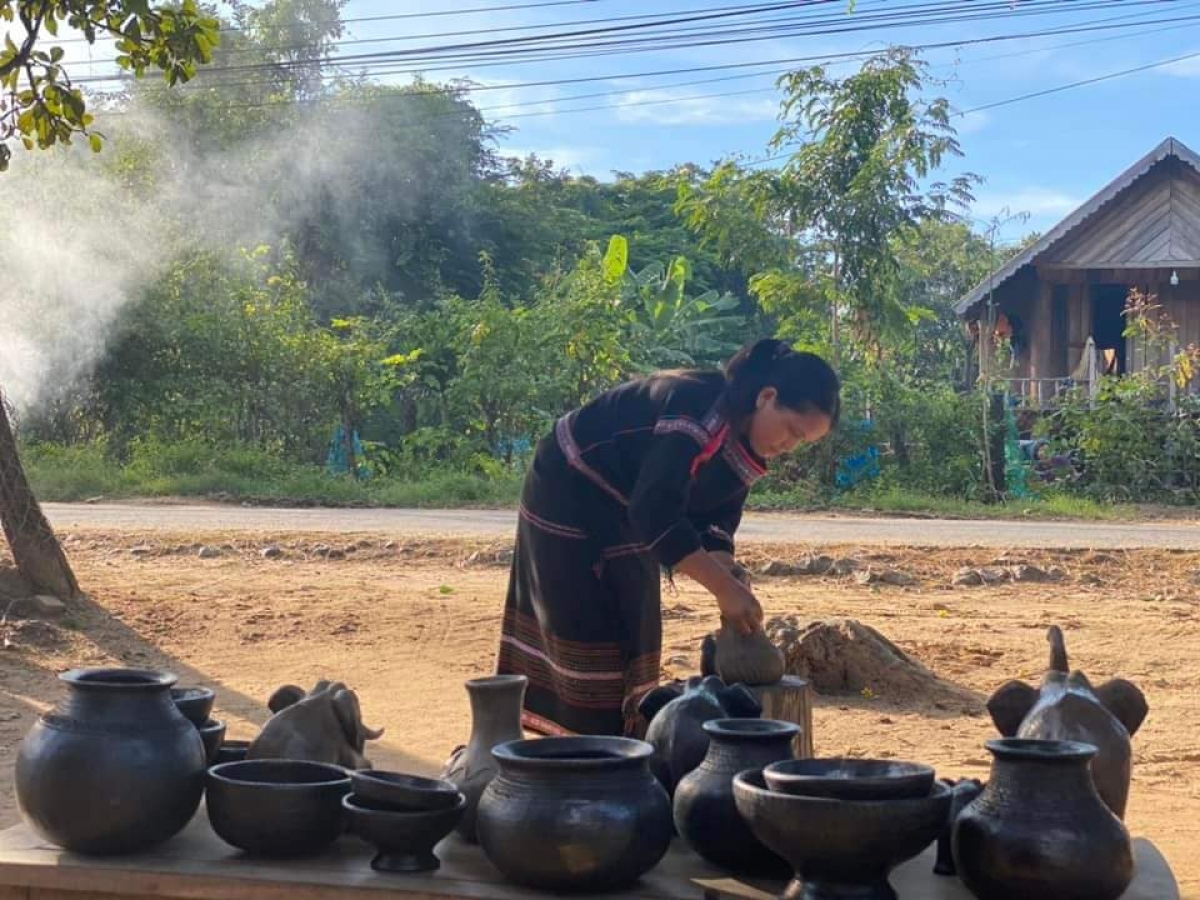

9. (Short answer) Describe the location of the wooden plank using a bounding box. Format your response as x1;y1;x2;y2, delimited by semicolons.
748;677;813;760
1031;279;1054;384
0;815;722;900
1048;173;1172;266
696;839;1177;900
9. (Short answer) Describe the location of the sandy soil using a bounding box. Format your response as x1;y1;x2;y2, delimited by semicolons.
1;529;1197;896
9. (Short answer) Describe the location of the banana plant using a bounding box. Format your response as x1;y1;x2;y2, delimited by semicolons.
602;234;744;370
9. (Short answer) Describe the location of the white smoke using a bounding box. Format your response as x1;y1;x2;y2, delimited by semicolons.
0;93;423;415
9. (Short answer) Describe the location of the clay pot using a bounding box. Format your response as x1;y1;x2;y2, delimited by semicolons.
199;719;227;765
349;771;461;811
953;739;1134;900
734;769;950;900
15;668;207;855
712;624;785;686
206;759;351;857
639;675;762;796
763;759;935;800
344;792;466;872
171;687;216;727
477;736;673;892
674;719;799;877
441;674;527;843
216;739;251;764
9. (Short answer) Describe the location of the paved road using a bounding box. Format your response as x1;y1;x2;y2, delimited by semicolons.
38;502;1200;550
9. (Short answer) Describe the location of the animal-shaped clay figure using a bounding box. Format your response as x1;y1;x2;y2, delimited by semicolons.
986;626;1148;820
247;679;384;770
933;777;984;876
638;675;762;796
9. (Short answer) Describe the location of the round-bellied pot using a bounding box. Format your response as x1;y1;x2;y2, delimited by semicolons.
441;674;527;843
953;739;1134;900
734;769;950;900
476;736;673;892
15;668;207;855
207;759;351;858
674;719;799;877
215;740;251;765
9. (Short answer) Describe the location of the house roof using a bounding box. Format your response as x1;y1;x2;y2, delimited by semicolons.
955;136;1200;317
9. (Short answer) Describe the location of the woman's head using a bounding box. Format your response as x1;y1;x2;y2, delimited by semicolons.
723;339;840;459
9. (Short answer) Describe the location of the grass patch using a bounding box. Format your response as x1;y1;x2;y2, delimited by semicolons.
818;485;1132;521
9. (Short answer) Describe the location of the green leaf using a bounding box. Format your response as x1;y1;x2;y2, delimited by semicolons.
49;45;63;63
602;234;629;284
89;133;102;153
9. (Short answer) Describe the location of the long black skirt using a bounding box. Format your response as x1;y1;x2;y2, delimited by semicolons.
495;439;662;737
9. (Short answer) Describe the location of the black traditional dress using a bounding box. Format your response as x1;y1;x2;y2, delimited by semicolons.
495;370;767;737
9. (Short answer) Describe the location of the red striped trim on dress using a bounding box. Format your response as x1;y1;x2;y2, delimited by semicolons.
654;416;712;446
722;436;767;487
691;424;729;478
522;710;577;736
518;504;588;540
602;542;648;559
555;413;629;506
499;635;624;683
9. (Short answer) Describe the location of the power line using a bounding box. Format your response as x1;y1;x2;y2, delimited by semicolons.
49;0;610;45
66;0;1185;85
82;6;1200;104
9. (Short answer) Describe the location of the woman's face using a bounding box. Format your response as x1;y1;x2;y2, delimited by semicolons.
746;388;833;459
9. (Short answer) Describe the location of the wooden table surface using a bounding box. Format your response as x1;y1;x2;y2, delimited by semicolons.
0;810;1179;900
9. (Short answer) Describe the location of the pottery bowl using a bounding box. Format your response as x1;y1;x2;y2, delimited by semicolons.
734;770;950;896
171;687;216;727
215;740;250;765
198;719;227;765
350;771;461;812
763;758;935;800
343;792;466;872
206;759;351;857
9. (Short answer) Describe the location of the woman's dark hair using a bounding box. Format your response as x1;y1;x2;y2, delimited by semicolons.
722;338;841;426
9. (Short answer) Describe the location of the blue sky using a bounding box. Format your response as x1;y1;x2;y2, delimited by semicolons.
55;0;1200;246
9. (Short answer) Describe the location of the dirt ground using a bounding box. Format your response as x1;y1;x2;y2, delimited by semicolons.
1;529;1197;896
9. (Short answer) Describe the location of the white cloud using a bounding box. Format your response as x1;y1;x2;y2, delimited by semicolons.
973;187;1081;221
1164;54;1200;78
495;142;603;174
612;88;779;126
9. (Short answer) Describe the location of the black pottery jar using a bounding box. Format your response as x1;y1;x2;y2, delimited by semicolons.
16;668;207;855
674;718;799;877
953;738;1134;900
476;736;673;892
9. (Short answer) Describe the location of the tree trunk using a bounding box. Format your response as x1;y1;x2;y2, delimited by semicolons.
0;396;79;599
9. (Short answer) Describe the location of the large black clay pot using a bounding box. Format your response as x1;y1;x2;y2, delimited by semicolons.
674;719;799;877
953;739;1134;900
476;736;673;892
15;668;206;855
639;675;762;796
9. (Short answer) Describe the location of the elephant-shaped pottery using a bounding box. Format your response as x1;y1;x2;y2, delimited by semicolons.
248;680;384;770
638;674;762;796
986;626;1147;819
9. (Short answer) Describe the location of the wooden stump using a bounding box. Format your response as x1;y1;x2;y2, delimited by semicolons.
749;675;814;759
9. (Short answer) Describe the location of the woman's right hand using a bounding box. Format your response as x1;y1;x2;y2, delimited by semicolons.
716;583;764;635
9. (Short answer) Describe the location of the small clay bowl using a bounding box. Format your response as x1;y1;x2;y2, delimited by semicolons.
763;759;935;801
343;792;466;873
198;719;227;765
171;687;216;726
215;740;251;765
350;771;461;811
207;759;351;857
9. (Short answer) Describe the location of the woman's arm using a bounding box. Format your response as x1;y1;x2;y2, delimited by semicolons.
673;549;763;635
